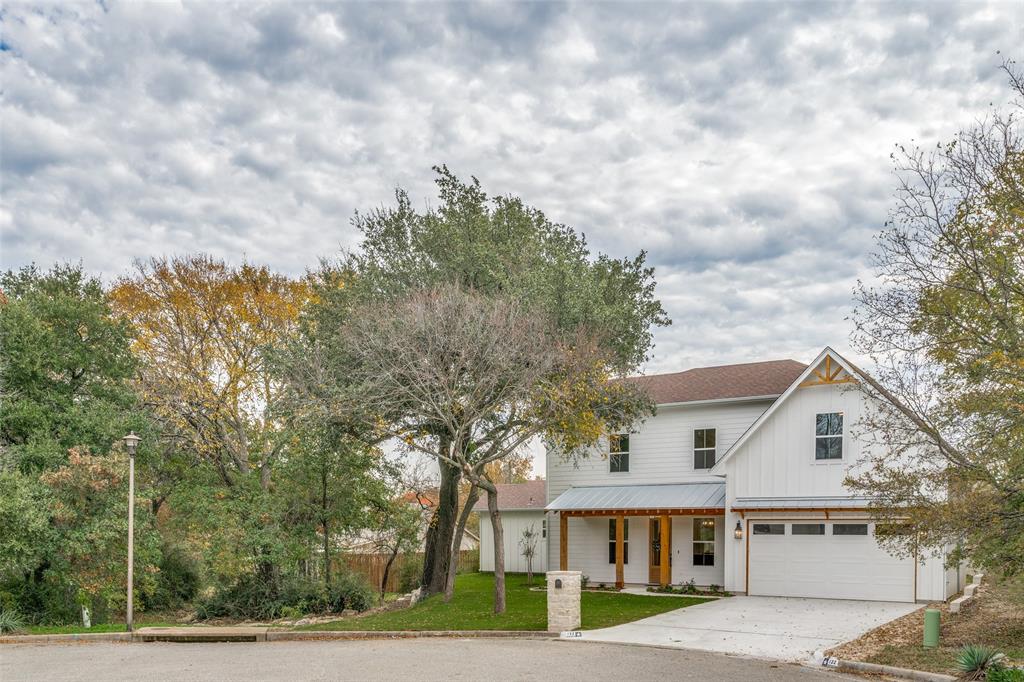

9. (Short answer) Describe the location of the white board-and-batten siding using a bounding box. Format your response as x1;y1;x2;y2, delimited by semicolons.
478;510;548;574
721;379;957;601
545;399;772;583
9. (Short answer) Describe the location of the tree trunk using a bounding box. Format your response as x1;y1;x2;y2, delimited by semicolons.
486;485;506;614
380;546;399;604
420;455;460;596
444;484;480;602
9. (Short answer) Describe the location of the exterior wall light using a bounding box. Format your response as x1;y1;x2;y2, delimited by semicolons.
734;521;743;540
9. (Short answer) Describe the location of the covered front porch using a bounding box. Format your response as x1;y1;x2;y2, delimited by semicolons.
547;483;726;589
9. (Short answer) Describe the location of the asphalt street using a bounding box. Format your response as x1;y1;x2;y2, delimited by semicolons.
2;638;860;681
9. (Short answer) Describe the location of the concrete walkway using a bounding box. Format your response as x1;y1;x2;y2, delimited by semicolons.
134;627;269;642
579;595;921;662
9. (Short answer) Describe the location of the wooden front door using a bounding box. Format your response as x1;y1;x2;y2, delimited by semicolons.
648;518;671;584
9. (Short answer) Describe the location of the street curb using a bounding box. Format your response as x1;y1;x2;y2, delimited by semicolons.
1;630;556;645
268;630;558;641
833;658;955;682
0;632;132;644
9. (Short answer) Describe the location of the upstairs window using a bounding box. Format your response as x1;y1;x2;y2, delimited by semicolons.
607;518;629;563
815;412;843;460
609;433;630;473
693;428;716;469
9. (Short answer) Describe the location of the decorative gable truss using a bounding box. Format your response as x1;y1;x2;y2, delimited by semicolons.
798;355;857;388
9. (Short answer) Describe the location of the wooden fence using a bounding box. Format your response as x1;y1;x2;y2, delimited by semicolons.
337;550;479;594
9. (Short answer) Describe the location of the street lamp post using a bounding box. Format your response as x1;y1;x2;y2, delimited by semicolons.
122;432;141;633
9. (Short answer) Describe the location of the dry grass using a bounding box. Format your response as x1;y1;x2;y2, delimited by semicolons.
828;576;1024;675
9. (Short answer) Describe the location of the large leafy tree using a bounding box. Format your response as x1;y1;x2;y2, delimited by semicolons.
848;61;1024;576
323;285;652;611
290;167;669;598
0;264;160;624
0;264;142;472
110;255;309;490
111;256;315;592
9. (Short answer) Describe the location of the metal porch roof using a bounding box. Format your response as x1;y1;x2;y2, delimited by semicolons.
732;496;874;510
546;482;726;512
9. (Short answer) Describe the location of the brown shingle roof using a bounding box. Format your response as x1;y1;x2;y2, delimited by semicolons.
473;480;547;511
627;359;807;405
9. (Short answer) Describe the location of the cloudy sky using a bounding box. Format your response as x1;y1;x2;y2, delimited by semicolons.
2;1;1021;374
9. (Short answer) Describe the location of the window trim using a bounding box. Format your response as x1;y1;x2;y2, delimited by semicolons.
693;426;717;470
814;412;844;462
692;517;715;566
609;433;630;473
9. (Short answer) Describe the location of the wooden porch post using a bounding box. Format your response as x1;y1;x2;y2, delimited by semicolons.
559;513;568;571
659;514;671;587
615;514;625;589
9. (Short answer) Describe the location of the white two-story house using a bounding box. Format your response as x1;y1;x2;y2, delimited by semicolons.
544;347;962;603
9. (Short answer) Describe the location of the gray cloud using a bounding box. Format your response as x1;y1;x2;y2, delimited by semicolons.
2;1;1021;373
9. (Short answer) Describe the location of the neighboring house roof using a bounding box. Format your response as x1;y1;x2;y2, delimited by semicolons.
473;480;547;512
626;359;807;406
400;489;438;509
710;347;865;473
546;482;726;512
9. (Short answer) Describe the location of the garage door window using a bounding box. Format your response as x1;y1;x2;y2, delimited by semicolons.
792;523;825;535
693;518;715;566
833;523;868;536
752;523;785;535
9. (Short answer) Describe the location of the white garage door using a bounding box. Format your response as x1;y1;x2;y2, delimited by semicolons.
748;521;915;602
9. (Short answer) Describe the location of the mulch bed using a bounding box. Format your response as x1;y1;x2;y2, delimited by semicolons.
828;579;1024;674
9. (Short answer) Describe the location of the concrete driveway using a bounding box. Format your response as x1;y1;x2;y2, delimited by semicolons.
579;595;921;661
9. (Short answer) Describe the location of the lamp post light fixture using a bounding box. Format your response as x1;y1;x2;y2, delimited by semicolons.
122;432;141;633
734;521;743;540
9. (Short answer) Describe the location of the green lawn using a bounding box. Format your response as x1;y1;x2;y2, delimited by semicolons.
299;572;710;632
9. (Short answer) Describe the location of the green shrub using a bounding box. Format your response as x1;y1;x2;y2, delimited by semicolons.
145;546;200;611
955;645;1006;680
328;573;375;612
988;669;1024;682
396;556;423;594
196;571;375;621
0;609;23;634
1;577;81;626
196;574;287;621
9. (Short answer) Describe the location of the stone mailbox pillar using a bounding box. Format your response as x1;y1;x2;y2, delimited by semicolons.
546;570;582;632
